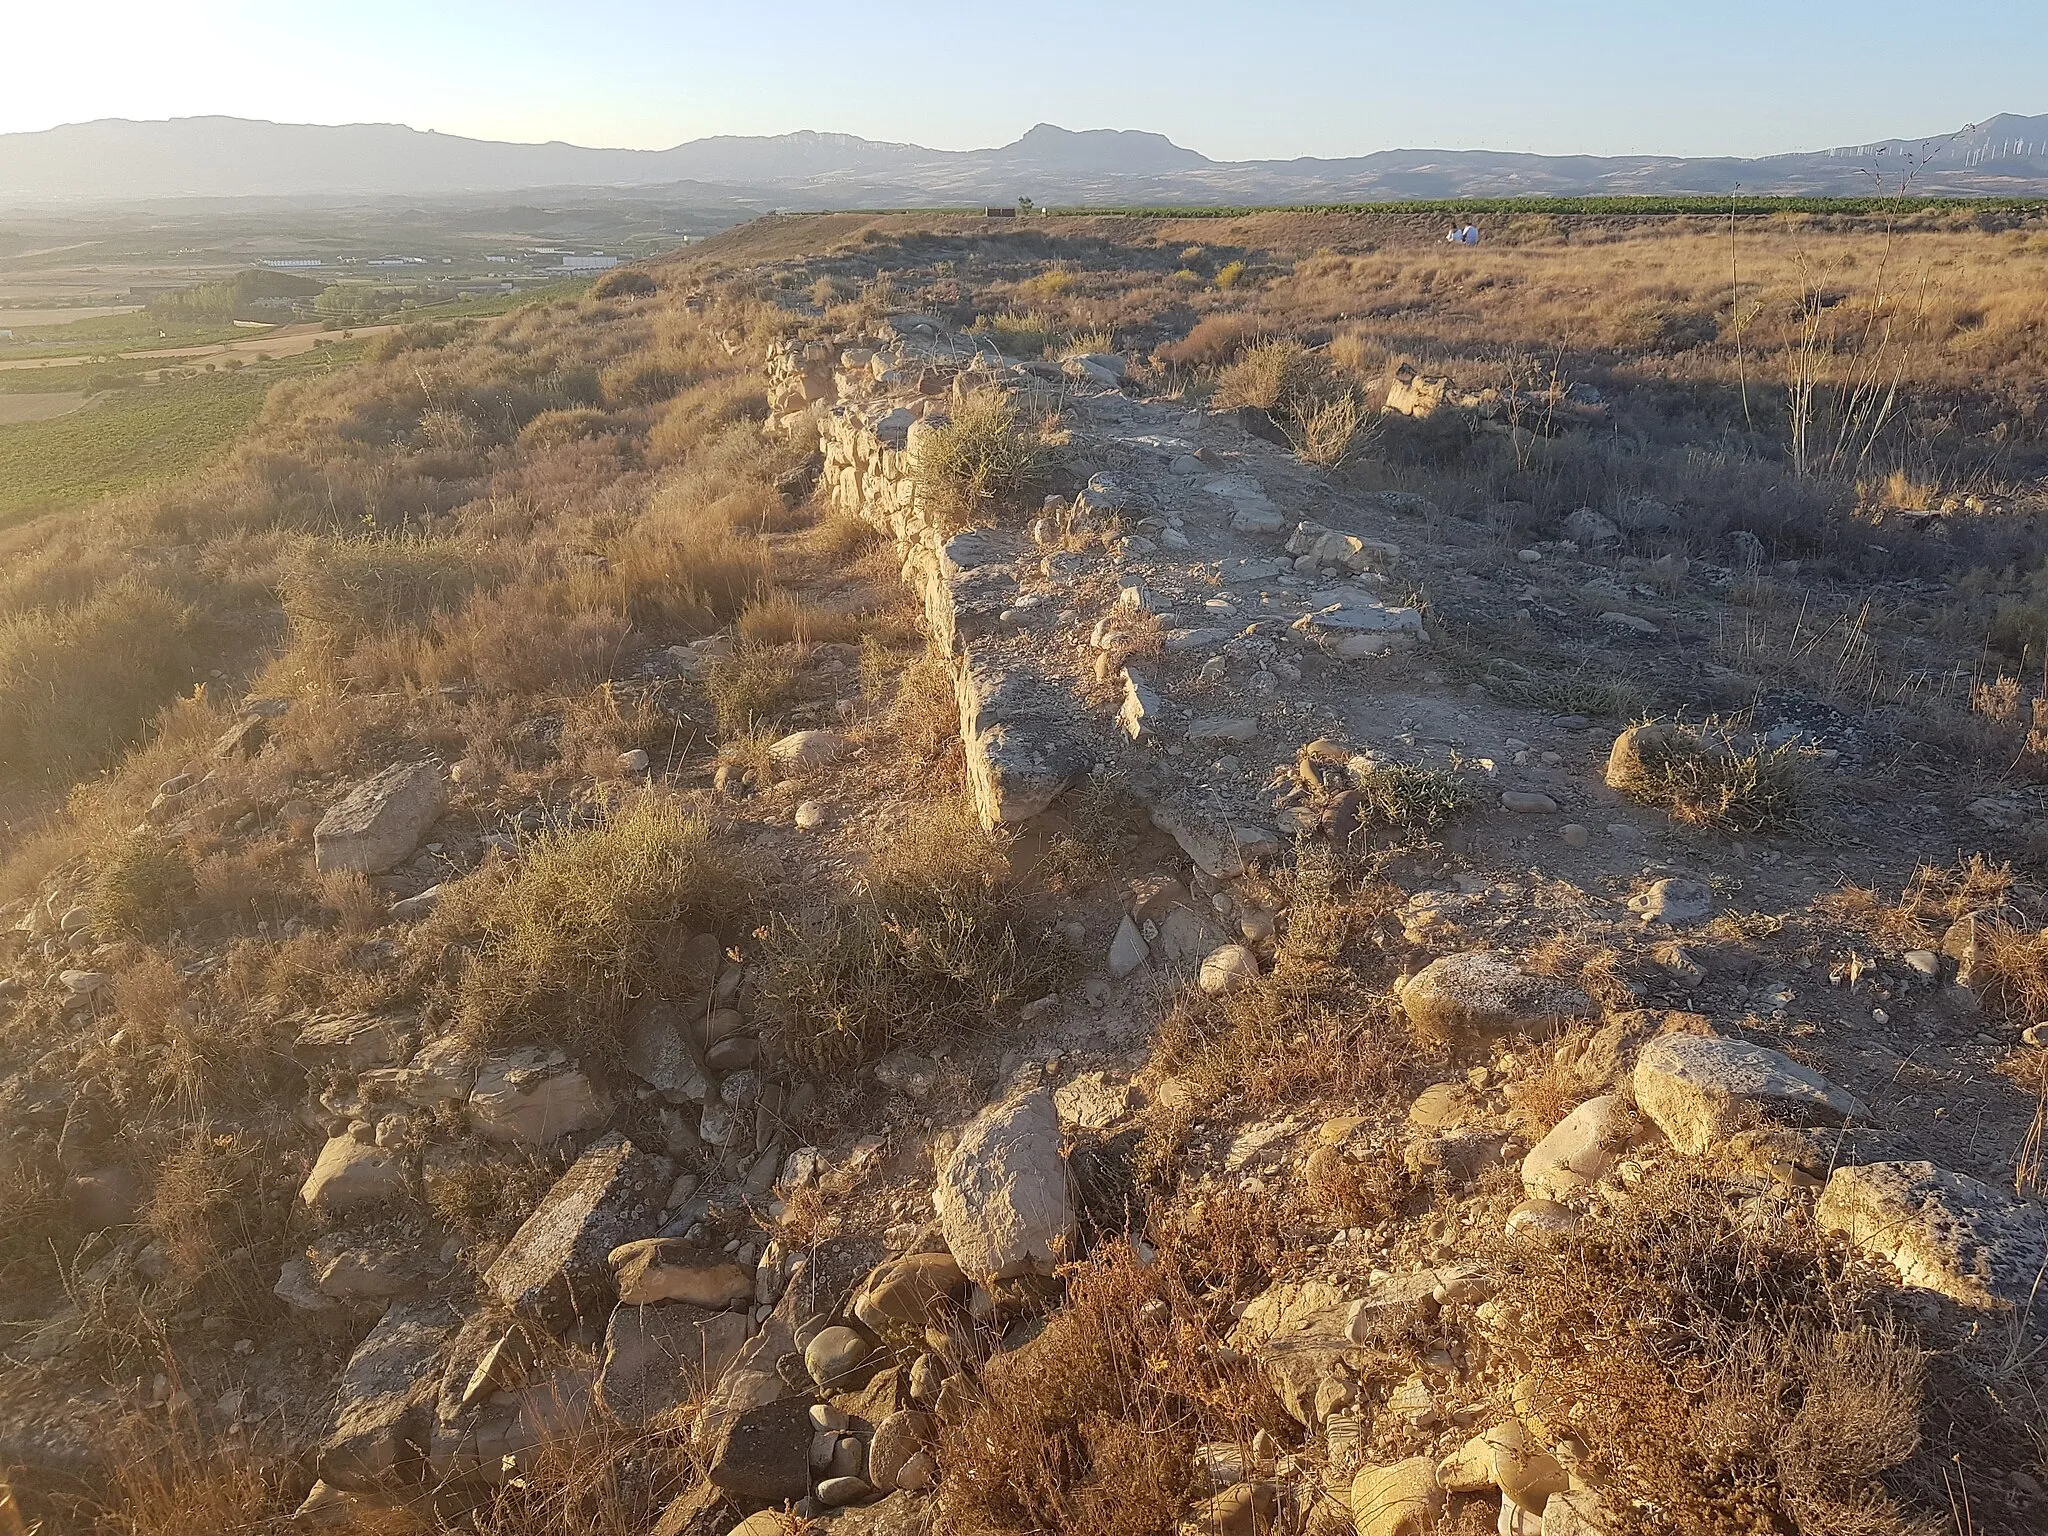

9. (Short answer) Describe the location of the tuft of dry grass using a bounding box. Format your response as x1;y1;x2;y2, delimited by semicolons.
759;797;1066;1075
1609;719;1807;833
145;1127;300;1324
439;794;748;1065
90;831;199;939
0;579;198;783
911;390;1048;528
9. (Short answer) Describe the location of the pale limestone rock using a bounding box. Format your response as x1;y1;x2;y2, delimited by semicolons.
934;1089;1074;1281
1634;1033;1864;1154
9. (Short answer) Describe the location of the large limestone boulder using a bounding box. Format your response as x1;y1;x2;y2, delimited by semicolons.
1816;1160;2048;1310
468;1048;605;1144
483;1133;665;1326
1396;952;1594;1043
300;1135;406;1215
934;1089;1075;1282
314;763;449;875
317;1299;460;1490
1634;1033;1865;1153
596;1303;751;1426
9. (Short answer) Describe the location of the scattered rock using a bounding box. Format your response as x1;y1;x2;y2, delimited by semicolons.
804;1325;873;1389
313;763;449;875
317;1299;459;1491
609;1239;755;1308
469;1048;605;1144
484;1133;666;1327
1350;1457;1443;1536
1633;1034;1864;1154
934;1089;1075;1281
1108;915;1148;978
1520;1095;1646;1203
1499;791;1558;814
597;1304;751;1426
1198;944;1260;995
706;1395;815;1506
299;1136;406;1216
769;730;850;768
1397;952;1594;1043
1628;877;1712;925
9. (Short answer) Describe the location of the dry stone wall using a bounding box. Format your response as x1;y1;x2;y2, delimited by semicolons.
764;315;1434;843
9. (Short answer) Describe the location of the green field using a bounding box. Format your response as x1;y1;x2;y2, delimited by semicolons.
0;375;270;526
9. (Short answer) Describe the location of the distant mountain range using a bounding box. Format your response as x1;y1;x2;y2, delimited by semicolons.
4;113;2047;208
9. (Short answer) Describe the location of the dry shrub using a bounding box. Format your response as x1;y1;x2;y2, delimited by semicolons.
1156;312;1268;369
280;536;489;659
759;798;1066;1075
1609;720;1806;833
146;1128;300;1321
1822;856;2016;949
426;1149;561;1264
1492;1166;1935;1536
518;407;614;450
1148;845;1407;1142
77;1432;307;1536
911;390;1048;528
441;794;747;1065
940;1208;1286;1536
1503;1025;1604;1141
1213;339;1371;467
90;830;198;939
591;268;658;301
735;590;866;648
0;578;197;783
1974;922;2048;1030
703;647;802;737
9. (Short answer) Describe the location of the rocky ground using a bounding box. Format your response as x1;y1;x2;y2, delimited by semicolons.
3;255;2047;1536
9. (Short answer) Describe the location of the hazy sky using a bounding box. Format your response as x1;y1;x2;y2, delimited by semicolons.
8;0;2043;159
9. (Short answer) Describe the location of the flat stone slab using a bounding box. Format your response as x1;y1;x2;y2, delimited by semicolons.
1817;1160;2048;1309
597;1303;751;1426
1634;1033;1865;1154
483;1132;665;1327
314;762;448;875
318;1299;460;1491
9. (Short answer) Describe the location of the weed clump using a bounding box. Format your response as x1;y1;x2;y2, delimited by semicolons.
759;798;1066;1075
442;795;747;1065
912;390;1048;528
91;831;199;939
1490;1166;1934;1536
1607;719;1806;832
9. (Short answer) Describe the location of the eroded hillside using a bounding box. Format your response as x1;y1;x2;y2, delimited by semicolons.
4;212;2048;1536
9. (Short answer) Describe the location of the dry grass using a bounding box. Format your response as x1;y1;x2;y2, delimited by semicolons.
440;794;748;1065
1490;1165;1939;1536
911;390;1049;528
703;646;803;737
758;796;1066;1075
1609;719;1807;832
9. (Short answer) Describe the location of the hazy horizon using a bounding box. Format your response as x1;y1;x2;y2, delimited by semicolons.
9;0;2046;163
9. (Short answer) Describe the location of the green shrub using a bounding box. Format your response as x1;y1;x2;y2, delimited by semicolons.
912;390;1048;528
